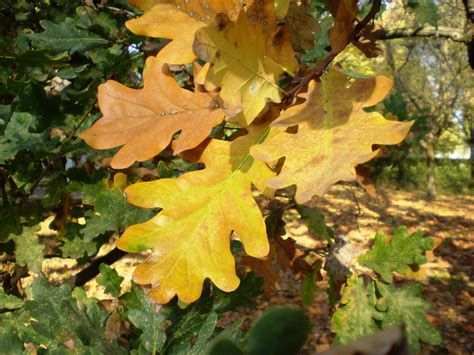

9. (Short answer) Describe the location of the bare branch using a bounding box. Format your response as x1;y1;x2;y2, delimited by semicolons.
380;26;471;44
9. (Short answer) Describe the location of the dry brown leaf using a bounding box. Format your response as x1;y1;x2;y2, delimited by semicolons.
274;235;297;271
355;165;378;198
326;0;359;52
242;255;281;296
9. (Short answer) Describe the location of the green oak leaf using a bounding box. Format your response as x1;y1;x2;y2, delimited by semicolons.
188;312;218;354
80;179;153;236
0;206;21;243
13;225;44;272
331;276;383;344
0;112;48;163
27;17;108;55
61;180;152;258
5;277;126;354
122;285;167;354
97;263;124;297
358;227;434;282
297;205;334;241
0;319;23;355
0;288;22;310
376;282;442;353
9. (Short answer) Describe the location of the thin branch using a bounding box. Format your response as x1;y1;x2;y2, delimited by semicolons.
73;248;127;287
285;0;382;101
380;26;471;43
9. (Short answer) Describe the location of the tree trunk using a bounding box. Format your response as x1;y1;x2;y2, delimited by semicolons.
425;131;437;200
470;125;474;189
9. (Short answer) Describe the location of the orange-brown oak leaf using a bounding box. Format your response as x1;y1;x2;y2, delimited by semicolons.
116;127;274;304
251;71;413;204
79;57;223;169
326;0;359;52
126;0;246;64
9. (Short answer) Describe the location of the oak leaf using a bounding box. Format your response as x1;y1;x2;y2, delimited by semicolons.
242;255;281;296
127;0;245;64
194;5;296;125
251;71;413;203
286;1;321;52
117;127;274;303
325;0;381;58
326;0;359;53
80;57;223;169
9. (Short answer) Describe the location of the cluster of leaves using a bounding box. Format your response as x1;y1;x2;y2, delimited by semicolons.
331;227;442;353
80;0;412;305
0;267;269;354
0;0;444;353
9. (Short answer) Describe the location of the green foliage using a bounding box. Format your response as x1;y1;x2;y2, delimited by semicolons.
208;306;310;355
27;17;109;55
376;282;442;353
332;228;442;351
122;284;168;354
406;0;441;26
60;178;152;259
97;263;124;297
297;205;334;241
332;276;382;344
0;277;127;354
358;227;434;282
13;225;44;272
0;288;22;310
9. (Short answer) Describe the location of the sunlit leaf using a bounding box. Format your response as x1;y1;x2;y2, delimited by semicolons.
376;282;442;353
80;57;224;169
251;71;413;203
117;127;274;303
358;227;435;282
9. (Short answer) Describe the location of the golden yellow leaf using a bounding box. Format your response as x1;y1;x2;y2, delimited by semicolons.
80;57;223;169
117;127;274;303
251;71;413;204
126;0;245;64
194;7;296;125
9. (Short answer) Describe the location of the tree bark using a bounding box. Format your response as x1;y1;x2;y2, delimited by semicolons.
470;124;474;189
425;131;437;201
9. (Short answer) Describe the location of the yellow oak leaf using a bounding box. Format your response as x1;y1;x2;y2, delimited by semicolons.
194;7;295;126
116;127;274;304
126;0;245;64
80;57;223;169
251;71;413;204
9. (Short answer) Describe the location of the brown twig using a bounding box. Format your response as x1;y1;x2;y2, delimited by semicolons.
284;0;382;101
73;247;127;287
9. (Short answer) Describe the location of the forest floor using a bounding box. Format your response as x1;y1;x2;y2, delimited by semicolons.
42;184;473;354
